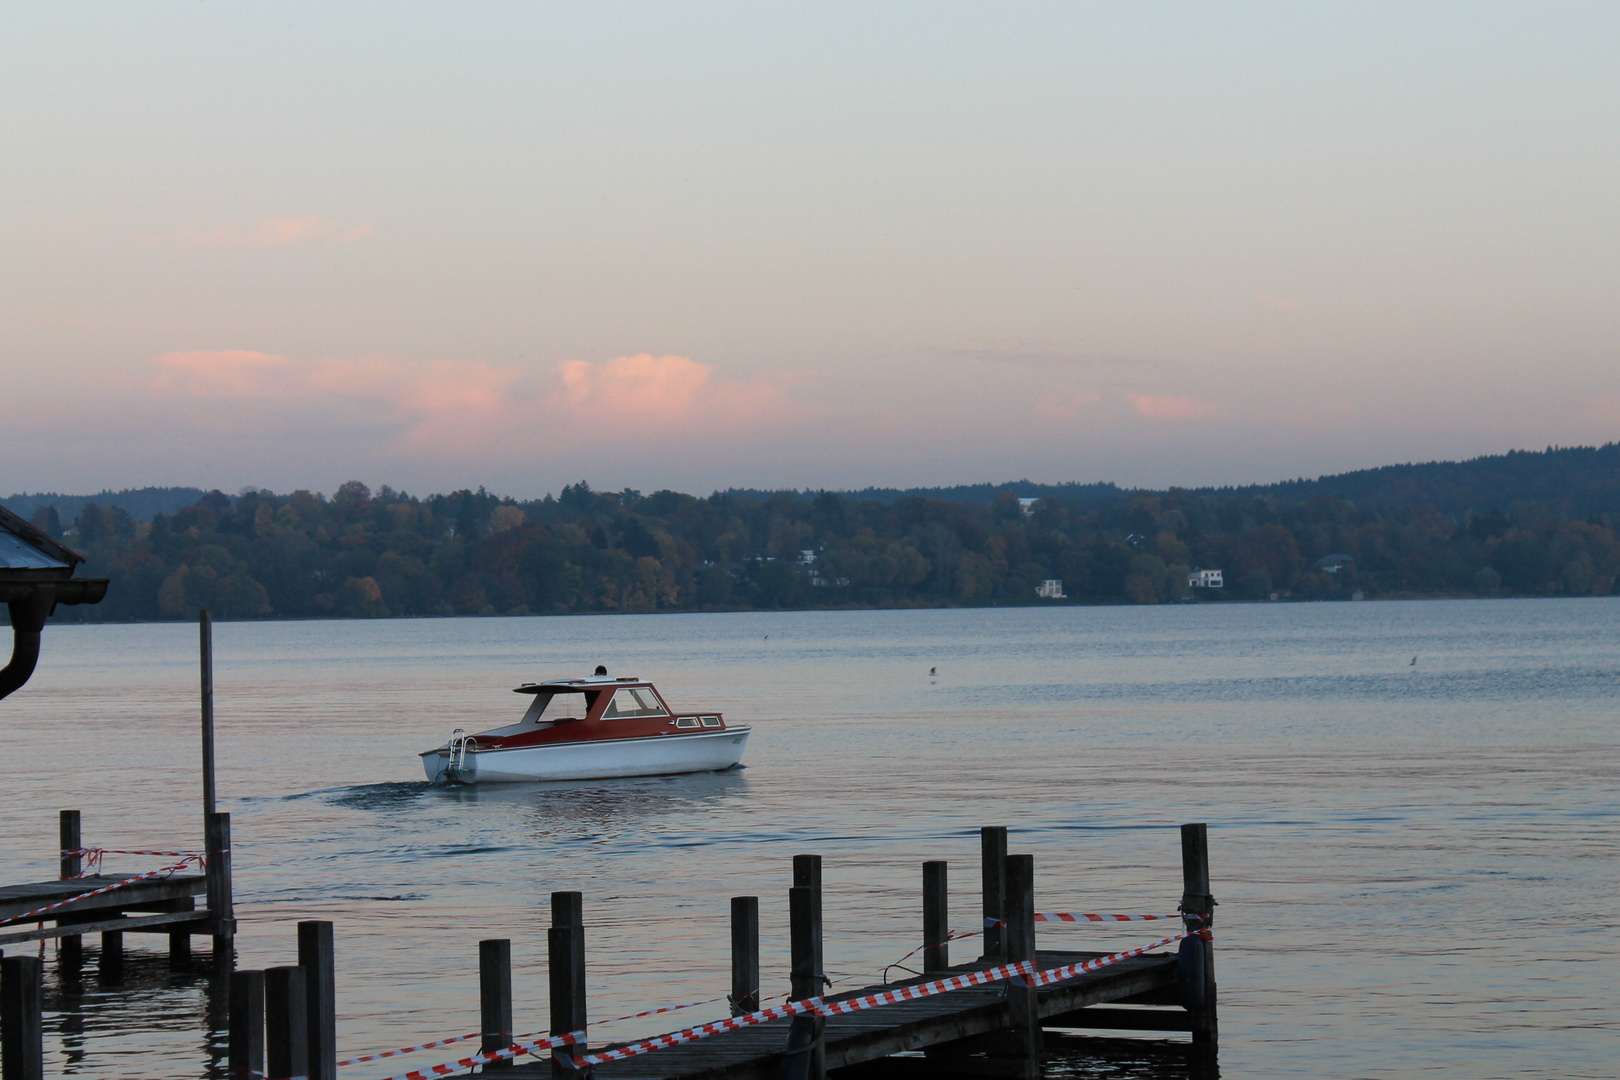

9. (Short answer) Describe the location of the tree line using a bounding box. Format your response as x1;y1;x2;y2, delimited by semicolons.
17;478;1620;622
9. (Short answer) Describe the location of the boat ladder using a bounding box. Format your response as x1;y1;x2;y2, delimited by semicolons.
446;728;479;782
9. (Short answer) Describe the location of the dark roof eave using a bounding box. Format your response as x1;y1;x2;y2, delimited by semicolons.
0;503;86;568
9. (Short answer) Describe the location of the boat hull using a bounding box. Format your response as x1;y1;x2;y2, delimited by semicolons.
422;726;750;784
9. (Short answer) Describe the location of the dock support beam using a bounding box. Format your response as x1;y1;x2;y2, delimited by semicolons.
1002;853;1041;1077
265;965;307;1080
229;969;265;1080
980;827;1007;962
549;892;586;1079
58;811;82;968
98;930;124;981
730;897;759;1015
480;939;513;1068
923;861;948;973
207;813;236;959
298;921;336;1080
1;954;44;1080
786;884;826;1080
1180;823;1218;1047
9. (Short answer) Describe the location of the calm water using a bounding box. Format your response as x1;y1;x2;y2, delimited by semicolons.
2;599;1616;1079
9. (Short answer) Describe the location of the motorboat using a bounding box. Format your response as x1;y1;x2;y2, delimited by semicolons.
421;673;749;784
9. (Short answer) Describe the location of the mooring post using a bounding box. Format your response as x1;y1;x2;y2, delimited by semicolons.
229;968;266;1080
169;927;192;967
792;854;823;980
200;609;216;819
1180;822;1218;1046
785;884;826;1080
980;826;1007;961
548;892;586;1079
1;954;44;1080
730;897;759;1014
297;921;336;1080
923;860;949;973
207;812;236;957
1003;853;1041;1075
480;939;513;1068
57;810;83;967
265;965;308;1080
98;930;124;981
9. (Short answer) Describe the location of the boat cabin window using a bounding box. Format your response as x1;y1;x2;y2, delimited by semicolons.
522;691;588;724
675;717;701;729
603;687;670;719
700;716;722;728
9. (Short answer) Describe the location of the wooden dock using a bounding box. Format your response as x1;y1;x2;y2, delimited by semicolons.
0;822;1215;1080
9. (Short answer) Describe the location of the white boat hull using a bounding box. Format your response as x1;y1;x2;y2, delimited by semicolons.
422;727;750;784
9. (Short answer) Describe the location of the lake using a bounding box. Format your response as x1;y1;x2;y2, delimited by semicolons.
2;598;1616;1079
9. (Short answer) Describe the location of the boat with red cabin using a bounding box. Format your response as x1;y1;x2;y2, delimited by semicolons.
421;673;749;783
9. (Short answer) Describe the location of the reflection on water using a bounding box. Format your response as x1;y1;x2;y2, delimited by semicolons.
6;599;1618;1079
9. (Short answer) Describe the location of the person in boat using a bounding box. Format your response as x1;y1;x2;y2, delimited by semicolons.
594;665;607;676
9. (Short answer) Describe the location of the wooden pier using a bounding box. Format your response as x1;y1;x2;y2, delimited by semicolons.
0;821;1215;1080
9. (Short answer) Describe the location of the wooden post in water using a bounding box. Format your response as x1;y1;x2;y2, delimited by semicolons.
200;610;216;819
58;811;82;968
480;939;513;1068
792;854;823;981
1;954;44;1080
169;927;192;966
265;966;307;1080
1180;823;1218;1046
1003;853;1041;1077
98;929;124;981
229;969;266;1080
980;826;1007;961
298;921;337;1080
548;892;586;1079
207;812;235;957
786;885;825;1080
729;897;759;1014
923;860;949;973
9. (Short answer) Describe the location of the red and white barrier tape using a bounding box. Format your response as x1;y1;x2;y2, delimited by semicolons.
573;955;1041;1067
985;913;1182;927
1030;928;1209;988
571;926;1208;1069
338;1033;482;1067
371;1028;584;1080
884;928;984;974
9;856;201;923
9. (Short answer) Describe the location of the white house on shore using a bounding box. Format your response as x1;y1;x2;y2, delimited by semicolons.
1188;568;1224;588
1035;579;1066;599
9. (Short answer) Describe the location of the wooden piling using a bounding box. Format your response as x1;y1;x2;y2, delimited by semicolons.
265;965;307;1080
1003;853;1041;1076
58;811;82;964
787;884;826;1080
200;609;216;819
297;921;336;1080
980;826;1007;961
207;812;236;956
923;860;948;973
1180;822;1218;1046
548;892;586;1079
169;927;192;966
0;954;44;1080
479;939;513;1068
98;930;124;980
729;897;759;1015
792;854;823;981
229;969;265;1080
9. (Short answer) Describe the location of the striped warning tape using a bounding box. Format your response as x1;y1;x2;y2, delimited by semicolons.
984;913;1183;927
569;927;1208;1069
372;1028;584;1080
8;856;201;923
338;1033;481;1067
572;956;1041;1067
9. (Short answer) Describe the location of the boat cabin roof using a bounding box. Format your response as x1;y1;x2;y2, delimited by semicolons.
513;676;647;695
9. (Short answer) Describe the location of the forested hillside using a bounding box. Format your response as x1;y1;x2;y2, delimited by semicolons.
10;468;1618;622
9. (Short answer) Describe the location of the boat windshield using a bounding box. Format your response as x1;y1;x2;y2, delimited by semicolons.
602;686;669;719
525;691;590;723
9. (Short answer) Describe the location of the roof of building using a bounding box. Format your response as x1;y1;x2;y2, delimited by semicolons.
0;503;83;573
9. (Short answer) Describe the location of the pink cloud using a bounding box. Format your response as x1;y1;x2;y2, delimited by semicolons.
144;350;795;454
155;217;374;248
1256;292;1302;310
1035;390;1102;420
1128;393;1217;422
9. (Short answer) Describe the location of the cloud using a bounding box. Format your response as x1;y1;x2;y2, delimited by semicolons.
1035;390;1102;419
155;217;374;248
1128;393;1217;422
1256;292;1302;310
143;350;794;454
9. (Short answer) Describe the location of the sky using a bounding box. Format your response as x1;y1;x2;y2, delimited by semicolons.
3;3;1618;499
